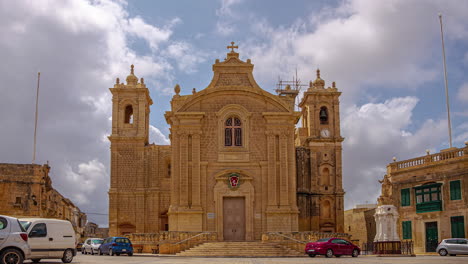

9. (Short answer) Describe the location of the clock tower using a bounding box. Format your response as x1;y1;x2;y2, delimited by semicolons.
296;69;344;233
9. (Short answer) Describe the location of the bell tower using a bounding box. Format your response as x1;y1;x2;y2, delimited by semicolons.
108;65;153;236
296;69;344;233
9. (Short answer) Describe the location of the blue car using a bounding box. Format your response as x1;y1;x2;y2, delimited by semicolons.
98;237;133;256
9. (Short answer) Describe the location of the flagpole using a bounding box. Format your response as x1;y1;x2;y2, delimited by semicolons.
33;72;40;163
439;13;453;148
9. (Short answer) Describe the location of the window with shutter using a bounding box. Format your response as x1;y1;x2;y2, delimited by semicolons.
401;188;410;206
402;221;412;240
451;216;465;238
450;180;461;200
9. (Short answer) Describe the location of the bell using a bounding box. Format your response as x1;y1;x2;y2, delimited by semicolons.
320;110;327;118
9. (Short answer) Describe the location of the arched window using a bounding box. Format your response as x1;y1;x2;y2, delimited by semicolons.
225;117;242;146
319;106;328;124
124;105;133;124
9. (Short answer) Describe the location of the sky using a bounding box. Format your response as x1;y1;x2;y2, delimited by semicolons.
0;0;467;227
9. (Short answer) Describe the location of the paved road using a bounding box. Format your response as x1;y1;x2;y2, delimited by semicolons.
24;254;468;264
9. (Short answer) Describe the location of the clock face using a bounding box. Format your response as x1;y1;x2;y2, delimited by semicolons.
321;129;330;138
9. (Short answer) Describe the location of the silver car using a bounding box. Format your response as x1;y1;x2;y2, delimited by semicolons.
82;238;104;255
437;238;468;256
0;215;31;264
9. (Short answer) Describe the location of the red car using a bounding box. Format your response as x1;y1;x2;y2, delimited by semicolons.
305;237;360;258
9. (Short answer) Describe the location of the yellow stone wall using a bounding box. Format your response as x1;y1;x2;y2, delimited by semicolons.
344;206;376;245
109;47;345;240
0;163;87;240
378;145;468;253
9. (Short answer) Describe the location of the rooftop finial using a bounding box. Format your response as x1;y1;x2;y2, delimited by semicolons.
227;41;238;53
316;69;321;79
131;64;134;74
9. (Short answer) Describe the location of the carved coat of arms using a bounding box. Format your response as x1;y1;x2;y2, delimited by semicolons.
228;173;240;189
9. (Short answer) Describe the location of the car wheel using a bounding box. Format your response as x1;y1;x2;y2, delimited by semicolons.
81;249;85;254
308;254;316;257
109;249;114;256
1;248;24;264
61;249;74;263
439;249;448;256
31;259;41;263
128;253;133;256
325;249;334;258
352;249;359;257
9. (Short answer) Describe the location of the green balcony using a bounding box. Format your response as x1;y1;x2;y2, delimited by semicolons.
416;200;442;213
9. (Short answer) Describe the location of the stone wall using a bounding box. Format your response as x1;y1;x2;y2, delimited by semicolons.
344;205;376;245
378;144;468;253
0;163;87;240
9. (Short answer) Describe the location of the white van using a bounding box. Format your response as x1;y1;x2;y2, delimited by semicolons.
19;218;76;263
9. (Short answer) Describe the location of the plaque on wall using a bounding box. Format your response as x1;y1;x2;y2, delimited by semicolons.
207;213;215;219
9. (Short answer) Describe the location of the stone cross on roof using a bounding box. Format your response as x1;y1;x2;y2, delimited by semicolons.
227;41;238;52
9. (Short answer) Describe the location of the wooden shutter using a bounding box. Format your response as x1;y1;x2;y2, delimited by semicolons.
450;180;461;200
402;221;412;240
401;188;410;206
451;216;465;238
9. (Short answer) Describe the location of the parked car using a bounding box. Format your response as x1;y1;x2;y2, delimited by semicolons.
98;237;133;256
82;238;104;255
19;218;76;263
0;215;31;264
305;237;360;258
437;238;468;256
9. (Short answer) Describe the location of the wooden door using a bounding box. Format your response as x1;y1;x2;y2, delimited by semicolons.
425;222;438;252
223;197;245;241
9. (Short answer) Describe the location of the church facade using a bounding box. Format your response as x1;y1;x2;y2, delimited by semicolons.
108;44;344;240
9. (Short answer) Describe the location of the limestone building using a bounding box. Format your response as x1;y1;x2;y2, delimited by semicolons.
344;204;377;245
377;144;468;253
108;44;344;240
0;163;87;240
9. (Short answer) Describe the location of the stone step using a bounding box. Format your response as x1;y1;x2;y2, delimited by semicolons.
176;241;305;257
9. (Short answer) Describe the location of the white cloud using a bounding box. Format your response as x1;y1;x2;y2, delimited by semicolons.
126;16;173;50
342;97;447;208
150;125;170;145
164;42;207;73
457;82;468;102
62;160;109;205
245;0;468;104
215;0;243;36
0;0;188;226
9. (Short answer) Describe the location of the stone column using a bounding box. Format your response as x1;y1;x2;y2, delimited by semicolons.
191;132;201;207
279;133;289;206
266;132;277;206
179;132;189;207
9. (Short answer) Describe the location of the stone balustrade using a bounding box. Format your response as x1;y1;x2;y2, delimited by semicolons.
390;146;467;172
262;231;351;253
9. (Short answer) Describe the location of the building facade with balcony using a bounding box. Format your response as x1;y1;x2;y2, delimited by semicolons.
377;144;468;253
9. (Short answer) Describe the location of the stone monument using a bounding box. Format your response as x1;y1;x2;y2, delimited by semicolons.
374;174;402;254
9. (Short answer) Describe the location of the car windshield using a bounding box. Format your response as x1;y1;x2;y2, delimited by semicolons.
92;239;104;244
115;238;130;243
316;238;330;242
19;221;32;231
